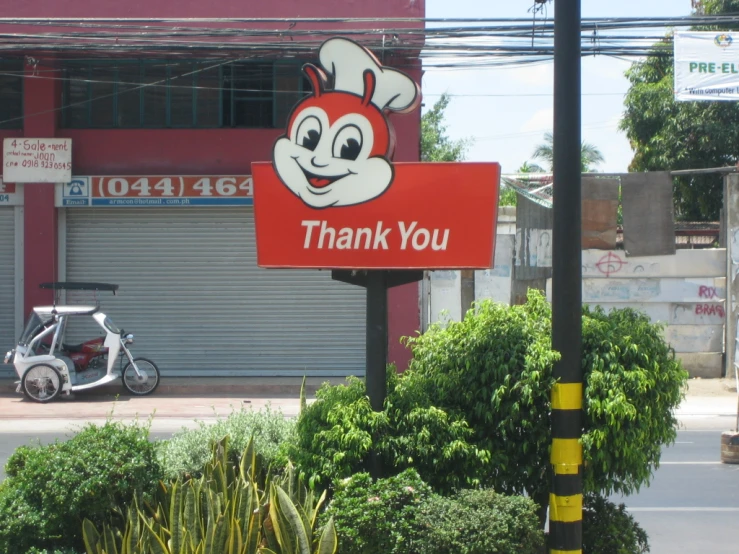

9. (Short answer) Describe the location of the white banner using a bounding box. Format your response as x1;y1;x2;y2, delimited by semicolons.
674;31;739;101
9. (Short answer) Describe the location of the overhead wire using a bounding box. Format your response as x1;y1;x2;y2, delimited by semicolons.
0;14;731;125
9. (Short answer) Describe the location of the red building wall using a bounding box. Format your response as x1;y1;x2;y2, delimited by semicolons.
4;0;424;370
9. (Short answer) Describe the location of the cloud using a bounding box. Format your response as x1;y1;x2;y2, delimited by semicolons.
506;62;554;86
520;108;553;133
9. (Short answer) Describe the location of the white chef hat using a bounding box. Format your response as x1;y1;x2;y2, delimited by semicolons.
318;37;420;113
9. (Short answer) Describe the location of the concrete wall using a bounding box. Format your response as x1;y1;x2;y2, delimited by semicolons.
426;206;515;326
545;249;727;378
425;212;727;377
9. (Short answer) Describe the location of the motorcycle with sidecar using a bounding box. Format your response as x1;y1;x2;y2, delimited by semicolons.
3;282;160;403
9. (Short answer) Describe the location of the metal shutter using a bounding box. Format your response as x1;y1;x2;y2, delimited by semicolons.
63;207;366;376
0;208;14;364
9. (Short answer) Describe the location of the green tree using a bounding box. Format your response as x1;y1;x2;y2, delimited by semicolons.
420;93;472;161
401;291;688;524
531;131;605;172
517;161;546;173
619;0;739;221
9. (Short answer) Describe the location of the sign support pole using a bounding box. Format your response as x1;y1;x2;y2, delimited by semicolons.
332;269;424;479
366;270;388;414
366;270;388;479
550;0;583;553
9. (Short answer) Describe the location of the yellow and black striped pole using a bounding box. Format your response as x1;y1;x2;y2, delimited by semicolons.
550;0;583;552
549;382;583;553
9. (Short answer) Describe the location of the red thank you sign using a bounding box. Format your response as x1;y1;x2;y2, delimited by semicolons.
251;36;500;270
252;161;499;269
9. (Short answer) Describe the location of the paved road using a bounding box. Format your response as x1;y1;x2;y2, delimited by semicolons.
610;430;739;554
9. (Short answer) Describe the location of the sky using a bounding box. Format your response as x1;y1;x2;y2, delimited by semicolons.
422;0;693;174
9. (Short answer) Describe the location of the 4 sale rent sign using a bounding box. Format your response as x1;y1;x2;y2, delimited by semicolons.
252;162;500;269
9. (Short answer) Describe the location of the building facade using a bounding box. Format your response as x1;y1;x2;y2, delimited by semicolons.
0;1;425;377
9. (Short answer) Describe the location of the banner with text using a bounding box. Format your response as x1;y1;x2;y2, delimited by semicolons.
675;31;739;101
252;162;500;270
55;176;253;207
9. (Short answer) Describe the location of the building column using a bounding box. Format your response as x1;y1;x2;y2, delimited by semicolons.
23;60;61;314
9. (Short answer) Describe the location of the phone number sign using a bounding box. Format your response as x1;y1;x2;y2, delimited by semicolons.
56;176;253;207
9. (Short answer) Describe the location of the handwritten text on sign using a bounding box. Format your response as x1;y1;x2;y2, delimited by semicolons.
251;162;500;270
57;176;253;207
3;138;72;183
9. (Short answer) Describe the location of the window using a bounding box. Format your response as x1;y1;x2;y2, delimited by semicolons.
0;59;23;129
60;59;310;129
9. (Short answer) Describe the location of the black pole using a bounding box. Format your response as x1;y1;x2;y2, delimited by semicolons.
550;1;583;553
366;270;388;478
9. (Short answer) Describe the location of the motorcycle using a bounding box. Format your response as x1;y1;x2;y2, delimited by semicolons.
3;282;160;403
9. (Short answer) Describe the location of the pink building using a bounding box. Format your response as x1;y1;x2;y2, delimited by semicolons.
0;1;424;378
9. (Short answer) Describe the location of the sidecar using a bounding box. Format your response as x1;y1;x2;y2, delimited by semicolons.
3;282;160;402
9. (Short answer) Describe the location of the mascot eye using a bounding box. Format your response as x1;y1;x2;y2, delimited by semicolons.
332;124;363;161
296;116;322;151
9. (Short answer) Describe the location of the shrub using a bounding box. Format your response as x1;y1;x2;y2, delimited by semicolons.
0;419;162;553
582;493;650;554
320;468;434;554
401;289;688;508
83;436;337;554
581;305;688;496
288;366;489;493
415;488;545;554
26;548;80;554
156;403;295;481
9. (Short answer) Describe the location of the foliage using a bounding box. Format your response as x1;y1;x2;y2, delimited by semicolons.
401;289;688;506
582;493;650;554
287;365;489;494
517;161;545;173
619;0;739;221
26;547;79;554
320;469;433;554
581;305;688;496
156;404;295;481
531;131;605;172
498;184;518;207
402;290;559;504
420;93;472;162
0;419;162;554
414;488;545;554
83;436;337;554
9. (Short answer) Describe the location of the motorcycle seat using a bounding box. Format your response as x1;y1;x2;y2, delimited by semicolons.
62;343;85;353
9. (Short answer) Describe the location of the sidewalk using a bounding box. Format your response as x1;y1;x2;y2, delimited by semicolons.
0;375;737;428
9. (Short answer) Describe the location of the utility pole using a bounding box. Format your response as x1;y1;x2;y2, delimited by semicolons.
550;1;583;553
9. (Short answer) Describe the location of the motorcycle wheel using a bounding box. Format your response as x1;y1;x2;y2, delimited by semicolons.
122;357;160;396
22;364;63;403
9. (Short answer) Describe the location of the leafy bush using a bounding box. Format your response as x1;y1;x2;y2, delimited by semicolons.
84;436;337;554
582;493;649;554
0;419;162;553
581;305;687;496
320;468;434;554
288;366;489;493
401;289;688;507
156;404;295;481
415;488;545;554
26;547;80;554
402;290;559;504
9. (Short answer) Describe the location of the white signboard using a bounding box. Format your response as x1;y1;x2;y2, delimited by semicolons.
3;138;72;183
674;31;739;101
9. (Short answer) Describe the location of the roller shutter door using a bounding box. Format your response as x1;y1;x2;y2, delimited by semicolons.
0;208;14;360
63;207;366;376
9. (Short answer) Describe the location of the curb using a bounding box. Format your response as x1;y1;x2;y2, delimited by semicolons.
0;376;351;399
